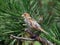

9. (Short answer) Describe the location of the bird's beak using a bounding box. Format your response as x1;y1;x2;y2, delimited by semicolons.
22;14;24;17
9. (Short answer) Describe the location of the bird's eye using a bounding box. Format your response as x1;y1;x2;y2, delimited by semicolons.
24;13;26;16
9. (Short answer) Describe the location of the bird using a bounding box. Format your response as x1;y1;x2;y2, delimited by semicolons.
22;13;49;35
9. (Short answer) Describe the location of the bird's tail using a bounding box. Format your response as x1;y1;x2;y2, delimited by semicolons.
39;27;49;35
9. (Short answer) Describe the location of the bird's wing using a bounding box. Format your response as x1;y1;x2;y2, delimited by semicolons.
34;21;40;27
31;20;41;29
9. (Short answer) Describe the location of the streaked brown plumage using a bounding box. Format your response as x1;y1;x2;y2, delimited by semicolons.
22;13;48;35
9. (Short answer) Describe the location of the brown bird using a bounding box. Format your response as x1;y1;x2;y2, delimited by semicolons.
22;13;49;35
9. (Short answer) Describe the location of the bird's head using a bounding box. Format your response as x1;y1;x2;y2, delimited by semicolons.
22;13;31;18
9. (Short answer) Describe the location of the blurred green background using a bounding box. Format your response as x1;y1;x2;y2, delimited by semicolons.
0;0;60;45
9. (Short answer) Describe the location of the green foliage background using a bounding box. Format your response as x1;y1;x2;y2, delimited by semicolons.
0;0;60;45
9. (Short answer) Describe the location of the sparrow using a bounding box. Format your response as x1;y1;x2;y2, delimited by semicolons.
22;13;48;35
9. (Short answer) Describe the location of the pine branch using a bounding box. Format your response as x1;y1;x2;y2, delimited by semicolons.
10;28;54;45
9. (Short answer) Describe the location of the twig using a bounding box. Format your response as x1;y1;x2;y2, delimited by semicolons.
10;35;35;41
10;29;54;45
